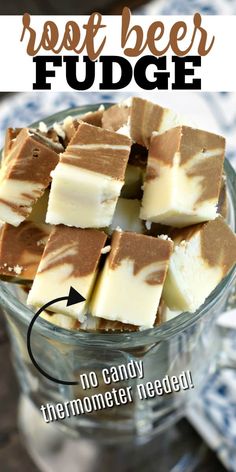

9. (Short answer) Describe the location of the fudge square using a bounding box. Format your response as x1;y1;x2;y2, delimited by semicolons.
46;122;131;228
102;97;183;148
27;226;107;319
0;221;50;281
140;125;225;227
0;128;59;226
62;106;104;143
90;231;173;328
162;217;236;313
130;97;182;148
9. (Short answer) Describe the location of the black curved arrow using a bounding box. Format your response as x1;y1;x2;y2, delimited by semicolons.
27;286;86;385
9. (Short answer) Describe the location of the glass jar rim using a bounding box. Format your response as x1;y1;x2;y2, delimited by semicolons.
0;103;235;349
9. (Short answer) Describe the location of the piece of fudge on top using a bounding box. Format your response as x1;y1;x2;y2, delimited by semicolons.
0;128;59;226
90;231;173;328
162;217;236;313
3;126;63;164
46;122;131;228
27;225;107;319
140;125;225;227
102;97;183;148
62;105;104;144
102;98;131;135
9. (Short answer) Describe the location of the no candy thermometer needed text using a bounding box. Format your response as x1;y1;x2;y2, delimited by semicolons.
40;363;194;423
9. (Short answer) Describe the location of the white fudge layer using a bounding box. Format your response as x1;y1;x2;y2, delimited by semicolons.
91;258;165;328
140;126;225;228
46;164;123;228
27;259;95;319
140;156;218;227
40;311;77;329
162;234;222;313
0;178;43;226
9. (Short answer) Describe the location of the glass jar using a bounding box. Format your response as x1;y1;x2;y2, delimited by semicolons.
0;104;236;469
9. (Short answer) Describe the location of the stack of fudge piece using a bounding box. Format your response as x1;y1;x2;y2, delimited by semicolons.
0;98;236;331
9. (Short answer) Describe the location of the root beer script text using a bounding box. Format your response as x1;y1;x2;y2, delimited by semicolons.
20;9;215;90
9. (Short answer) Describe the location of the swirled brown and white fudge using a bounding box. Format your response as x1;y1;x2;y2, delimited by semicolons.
0;190;50;281
62;105;104;144
46;122;131;228
0;128;60;226
140;126;225;227
162;217;236;313
0;221;50;281
2;126;63;162
27;225;107;319
90;231;173;328
1;96;236;332
102;97;185;147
